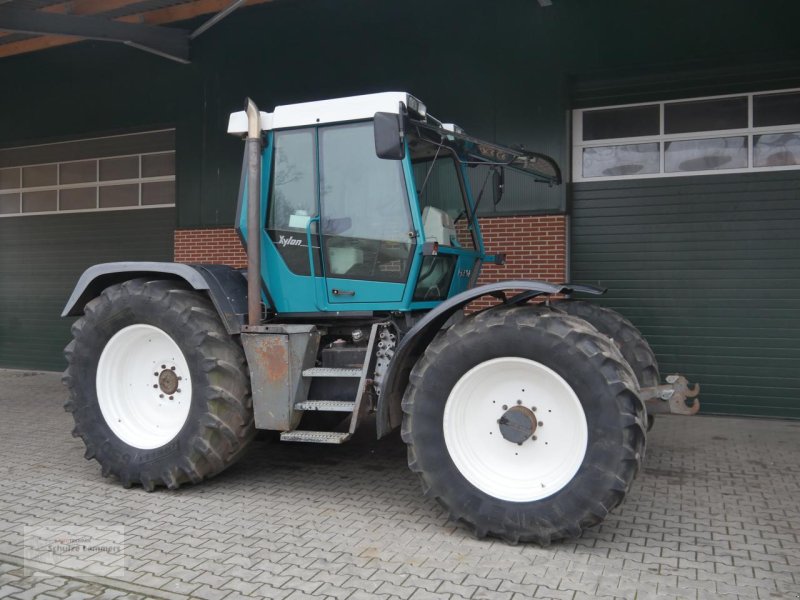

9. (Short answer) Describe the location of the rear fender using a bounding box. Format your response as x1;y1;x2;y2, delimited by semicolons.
62;262;249;335
376;280;604;438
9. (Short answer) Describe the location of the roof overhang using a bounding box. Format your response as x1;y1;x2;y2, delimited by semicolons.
0;0;271;63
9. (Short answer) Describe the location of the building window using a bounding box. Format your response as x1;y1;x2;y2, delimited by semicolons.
572;89;800;181
0;130;175;217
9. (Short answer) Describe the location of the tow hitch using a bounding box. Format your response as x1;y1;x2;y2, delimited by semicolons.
640;375;700;415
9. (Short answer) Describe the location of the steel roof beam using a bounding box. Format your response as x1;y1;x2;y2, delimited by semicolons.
190;0;245;40
0;6;188;62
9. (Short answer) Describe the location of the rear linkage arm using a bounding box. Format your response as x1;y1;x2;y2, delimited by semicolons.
640;375;700;416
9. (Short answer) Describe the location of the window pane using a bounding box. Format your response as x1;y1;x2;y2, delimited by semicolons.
582;105;659;141
0;167;20;190
22;190;57;212
582;143;659;178
413;255;456;301
319;122;412;283
60;187;97;211
267;129;318;276
22;164;57;187
665;137;747;172
412;156;475;249
754;92;800;127
269;130;316;230
754;132;800;167
99;184;138;208
142;181;175;205
142;152;175;178
665;97;747;134
99;156;138;181
0;193;20;214
60;160;96;184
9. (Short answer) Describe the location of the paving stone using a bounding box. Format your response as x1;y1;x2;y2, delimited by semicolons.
0;371;798;600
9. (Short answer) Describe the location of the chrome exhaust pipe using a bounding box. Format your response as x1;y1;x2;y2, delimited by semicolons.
245;98;262;326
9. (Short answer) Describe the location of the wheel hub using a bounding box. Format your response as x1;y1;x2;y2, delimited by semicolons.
97;324;192;450
498;405;537;444
158;368;179;395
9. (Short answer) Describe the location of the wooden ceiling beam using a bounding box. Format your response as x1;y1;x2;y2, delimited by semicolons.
0;0;153;39
119;0;270;26
0;0;271;59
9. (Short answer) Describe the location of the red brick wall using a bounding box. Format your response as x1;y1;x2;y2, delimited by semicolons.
475;215;566;285
174;228;247;268
173;216;567;304
470;214;567;310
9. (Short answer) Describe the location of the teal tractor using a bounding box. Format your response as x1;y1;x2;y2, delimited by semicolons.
62;92;698;543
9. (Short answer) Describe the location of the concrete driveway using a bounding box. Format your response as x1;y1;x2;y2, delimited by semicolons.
0;369;798;600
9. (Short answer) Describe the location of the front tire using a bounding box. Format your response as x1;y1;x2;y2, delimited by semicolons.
401;306;646;544
63;278;255;490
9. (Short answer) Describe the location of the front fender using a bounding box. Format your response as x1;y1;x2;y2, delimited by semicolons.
62;262;249;335
376;280;604;438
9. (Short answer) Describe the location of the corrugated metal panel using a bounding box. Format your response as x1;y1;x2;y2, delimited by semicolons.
0;208;175;371
570;171;800;418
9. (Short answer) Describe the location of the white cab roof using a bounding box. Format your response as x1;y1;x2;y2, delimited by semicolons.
228;91;414;134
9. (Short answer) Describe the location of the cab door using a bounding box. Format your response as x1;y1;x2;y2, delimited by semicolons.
263;127;324;312
317;122;415;305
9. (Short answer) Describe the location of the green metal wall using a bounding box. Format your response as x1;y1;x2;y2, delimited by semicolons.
0;43;182;370
0;209;175;371
571;172;800;418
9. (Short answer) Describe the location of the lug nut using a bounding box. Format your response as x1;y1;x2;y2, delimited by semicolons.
169;396;174;400
538;421;544;427
516;400;522;405
159;394;164;398
532;435;538;441
161;365;166;369
502;404;508;410
153;384;158;389
170;366;176;371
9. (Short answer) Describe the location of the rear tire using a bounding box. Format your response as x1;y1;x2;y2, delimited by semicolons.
401;306;646;544
63;278;255;490
551;300;659;430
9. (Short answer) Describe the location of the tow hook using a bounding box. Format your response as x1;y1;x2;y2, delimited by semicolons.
639;375;700;415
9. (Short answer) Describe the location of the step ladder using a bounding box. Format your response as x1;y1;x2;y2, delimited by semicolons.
279;324;381;444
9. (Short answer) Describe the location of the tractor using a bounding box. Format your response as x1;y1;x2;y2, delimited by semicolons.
62;92;699;544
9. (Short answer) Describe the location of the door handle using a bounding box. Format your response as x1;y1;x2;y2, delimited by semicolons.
331;289;355;297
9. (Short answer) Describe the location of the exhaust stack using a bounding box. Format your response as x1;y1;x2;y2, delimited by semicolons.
245;98;262;326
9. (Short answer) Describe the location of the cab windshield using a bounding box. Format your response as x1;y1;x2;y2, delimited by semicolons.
408;135;476;250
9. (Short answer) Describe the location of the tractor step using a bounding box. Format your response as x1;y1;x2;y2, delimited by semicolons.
294;400;355;412
302;367;362;378
280;431;351;444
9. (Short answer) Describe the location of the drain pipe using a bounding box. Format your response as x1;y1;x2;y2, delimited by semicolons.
245;98;262;326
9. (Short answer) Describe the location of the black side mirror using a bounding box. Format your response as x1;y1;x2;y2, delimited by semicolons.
493;167;505;205
374;112;405;160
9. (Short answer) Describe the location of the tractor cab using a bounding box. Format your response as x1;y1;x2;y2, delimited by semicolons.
227;92;561;315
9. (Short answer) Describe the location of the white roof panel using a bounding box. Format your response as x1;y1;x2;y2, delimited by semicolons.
228;91;411;134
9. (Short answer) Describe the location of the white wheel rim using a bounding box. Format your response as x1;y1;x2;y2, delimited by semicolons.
96;324;192;450
443;357;588;502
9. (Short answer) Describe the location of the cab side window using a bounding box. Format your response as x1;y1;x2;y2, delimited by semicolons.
267;129;317;275
318;122;413;283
